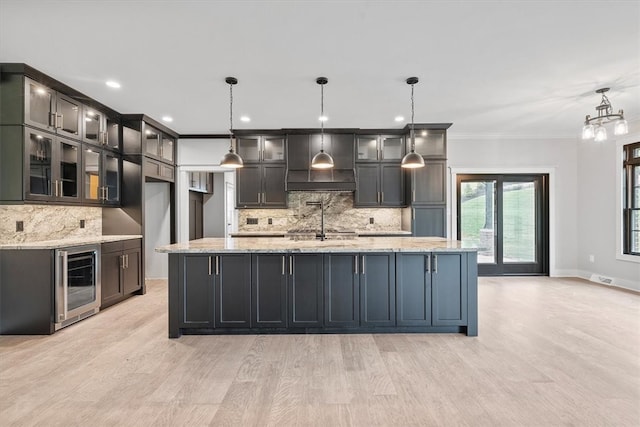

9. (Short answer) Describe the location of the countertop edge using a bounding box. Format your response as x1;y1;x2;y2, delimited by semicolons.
0;235;143;250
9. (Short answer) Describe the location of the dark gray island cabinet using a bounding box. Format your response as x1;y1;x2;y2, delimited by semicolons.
160;237;478;338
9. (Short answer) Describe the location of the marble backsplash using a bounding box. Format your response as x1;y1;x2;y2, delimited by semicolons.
0;205;102;243
238;192;405;232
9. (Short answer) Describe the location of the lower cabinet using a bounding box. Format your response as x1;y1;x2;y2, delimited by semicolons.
181;255;215;328
215;254;252;328
396;252;467;326
288;254;324;327
360;253;396;326
101;239;142;308
252;253;287;328
324;254;359;327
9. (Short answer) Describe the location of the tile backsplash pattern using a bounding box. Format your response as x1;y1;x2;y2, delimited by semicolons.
238;192;403;232
0;205;102;243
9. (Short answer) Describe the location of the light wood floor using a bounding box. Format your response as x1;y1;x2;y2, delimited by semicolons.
1;277;639;426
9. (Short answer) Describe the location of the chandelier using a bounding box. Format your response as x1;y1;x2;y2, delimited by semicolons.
581;88;628;142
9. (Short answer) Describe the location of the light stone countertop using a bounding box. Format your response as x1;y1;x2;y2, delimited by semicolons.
230;230;412;237
0;235;143;250
156;236;476;254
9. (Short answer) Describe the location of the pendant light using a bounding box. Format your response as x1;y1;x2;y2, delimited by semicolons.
401;77;425;169
220;77;243;168
311;77;334;169
581;87;628;141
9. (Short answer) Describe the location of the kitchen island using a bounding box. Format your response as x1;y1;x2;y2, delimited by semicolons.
156;237;477;338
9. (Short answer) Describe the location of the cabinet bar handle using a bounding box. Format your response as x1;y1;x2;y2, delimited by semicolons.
361;255;365;274
426;254;431;272
215;256;220;275
54;180;58;197
289;256;293;276
381;192;384;203
59;181;63;197
354;255;358;275
57;113;63;129
125;254;129;269
258;193;261;204
120;254;125;269
412;189;416;202
208;256;212;275
49;112;56;127
376;150;380;161
282;255;285;275
433;255;437;273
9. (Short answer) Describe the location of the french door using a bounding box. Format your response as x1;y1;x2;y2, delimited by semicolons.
457;174;548;275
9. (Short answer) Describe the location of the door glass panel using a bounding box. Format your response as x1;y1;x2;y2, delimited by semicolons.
503;181;536;263
145;127;161;156
83;148;101;201
57;97;80;135
460;180;496;263
263;137;285;161
28;82;53;128
28;132;53;196
357;137;378;160
84;109;102;142
59;141;78;198
104;154;120;202
381;137;403;160
237;138;260;162
413;130;445;157
67;252;97;310
161;137;174;162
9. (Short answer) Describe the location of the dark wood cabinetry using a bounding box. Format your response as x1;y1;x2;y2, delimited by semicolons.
324;254;360;327
355;163;405;207
237;135;286;163
188;172;213;193
181;255;215;328
236;164;286;208
359;253;396;326
214;254;252;328
431;252;468;326
101;239;142;308
288;254;324;327
82;146;120;205
251;254;288;328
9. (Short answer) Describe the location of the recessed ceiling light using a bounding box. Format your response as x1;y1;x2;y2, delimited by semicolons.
105;80;121;89
35;87;47;95
395;116;405;122
162;116;173;123
240;116;250;122
319;115;328;122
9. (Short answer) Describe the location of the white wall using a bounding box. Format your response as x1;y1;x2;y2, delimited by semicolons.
448;135;578;277
144;182;171;279
203;173;226;237
576;122;640;291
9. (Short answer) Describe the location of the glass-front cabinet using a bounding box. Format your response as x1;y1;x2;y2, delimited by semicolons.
25;128;81;203
410;129;446;159
82;146;120;205
23;77;81;141
144;124;175;163
356;135;404;161
237;136;285;163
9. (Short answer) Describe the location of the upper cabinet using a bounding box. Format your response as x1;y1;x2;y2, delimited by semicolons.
237;135;286;163
122;115;177;167
82;146;120;205
143;124;175;163
24;77;82;140
356;135;404;162
408;129;446;159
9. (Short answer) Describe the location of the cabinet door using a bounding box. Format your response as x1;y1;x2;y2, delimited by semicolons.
380;136;403;161
360;253;395;327
287;134;310;170
380;164;404;206
83;107;105;145
56;138;81;202
324;254;359;327
55;93;81;140
161;136;174;163
122;247;142;294
262;136;285;162
411;130;446;159
355;164;379;206
144;125;161;158
24;129;54;200
183;255;215;328
396;253;431;326
215;254;251;328
413;206;446;238
236;165;261;207
432;253;467;326
83;147;102;203
24;78;56;132
288;254;323;327
262;164;286;207
356;135;379;162
330;134;355;169
105;117;120;151
411;160;446;204
101;250;124;307
103;151;120;204
237;137;261;163
251;254;287;328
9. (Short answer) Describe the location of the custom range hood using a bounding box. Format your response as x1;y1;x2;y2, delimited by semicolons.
286;168;356;191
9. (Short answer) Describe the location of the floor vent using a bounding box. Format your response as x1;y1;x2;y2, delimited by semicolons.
589;274;615;286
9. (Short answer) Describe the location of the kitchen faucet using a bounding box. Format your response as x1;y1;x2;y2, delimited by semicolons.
305;200;326;241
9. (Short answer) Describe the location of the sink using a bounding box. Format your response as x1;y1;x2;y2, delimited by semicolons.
288;229;357;241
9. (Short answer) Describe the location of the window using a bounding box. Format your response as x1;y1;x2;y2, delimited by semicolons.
623;142;640;256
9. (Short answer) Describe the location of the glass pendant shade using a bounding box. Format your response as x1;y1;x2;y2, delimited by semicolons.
614;118;629;135
581;123;595;139
221;149;243;168
594;125;607;142
401;150;425;168
311;150;334;169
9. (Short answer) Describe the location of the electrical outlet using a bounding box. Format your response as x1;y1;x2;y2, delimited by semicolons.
246;218;258;225
16;221;24;232
369;217;374;224
268;218;273;225
589;255;595;263
80;219;86;229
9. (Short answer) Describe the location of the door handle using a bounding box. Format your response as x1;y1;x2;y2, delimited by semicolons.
433;255;437;274
215;255;220;275
361;255;365;275
59;180;63;197
56;113;63;129
289;255;293;276
354;255;358;275
120;254;125;269
426;254;431;273
49;112;56;127
60;251;68;320
54;180;58;197
208;256;212;275
125;254;129;269
258;192;261;204
380;192;384;204
282;255;286;275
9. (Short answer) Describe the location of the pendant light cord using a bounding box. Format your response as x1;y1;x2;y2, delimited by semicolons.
410;82;415;151
320;83;324;151
229;82;234;150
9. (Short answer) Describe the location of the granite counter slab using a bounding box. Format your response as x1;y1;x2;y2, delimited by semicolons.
156;237;476;254
0;235;143;250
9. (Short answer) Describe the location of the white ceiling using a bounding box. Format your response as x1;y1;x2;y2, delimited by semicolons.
1;0;639;138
